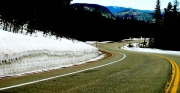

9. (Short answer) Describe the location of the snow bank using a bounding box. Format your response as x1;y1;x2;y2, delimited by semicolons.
85;41;113;44
0;30;101;77
122;43;180;55
122;37;148;41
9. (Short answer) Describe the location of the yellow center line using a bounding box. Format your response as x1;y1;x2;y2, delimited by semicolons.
154;55;179;93
170;60;179;93
103;44;179;93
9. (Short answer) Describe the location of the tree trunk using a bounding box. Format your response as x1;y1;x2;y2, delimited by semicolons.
143;38;146;48
9;23;12;32
21;25;24;33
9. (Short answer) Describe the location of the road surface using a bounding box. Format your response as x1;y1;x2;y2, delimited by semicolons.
0;41;180;93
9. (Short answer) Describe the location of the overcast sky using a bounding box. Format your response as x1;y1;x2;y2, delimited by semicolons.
71;0;175;10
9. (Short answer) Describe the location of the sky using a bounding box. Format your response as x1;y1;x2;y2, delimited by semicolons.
71;0;175;10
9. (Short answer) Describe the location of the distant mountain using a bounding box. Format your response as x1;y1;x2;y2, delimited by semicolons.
106;6;154;14
114;9;153;22
107;6;165;22
106;6;134;13
71;3;116;20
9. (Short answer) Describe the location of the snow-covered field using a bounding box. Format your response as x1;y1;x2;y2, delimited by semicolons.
0;29;104;78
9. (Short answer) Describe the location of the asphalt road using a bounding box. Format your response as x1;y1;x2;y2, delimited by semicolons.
0;41;180;93
98;41;180;93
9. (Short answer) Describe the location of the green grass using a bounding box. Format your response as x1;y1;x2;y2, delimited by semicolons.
0;42;171;93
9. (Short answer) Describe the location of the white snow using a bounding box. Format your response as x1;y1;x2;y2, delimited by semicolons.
122;41;180;56
85;41;113;44
122;37;147;41
0;29;104;78
2;28;178;79
86;38;180;57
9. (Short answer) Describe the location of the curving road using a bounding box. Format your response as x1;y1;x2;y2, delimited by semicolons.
99;41;180;93
0;41;180;93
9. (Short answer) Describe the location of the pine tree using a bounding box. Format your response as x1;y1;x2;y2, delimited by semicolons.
172;0;179;42
164;2;173;26
131;14;135;21
151;0;163;49
173;0;179;12
172;0;179;25
124;14;128;20
153;0;162;24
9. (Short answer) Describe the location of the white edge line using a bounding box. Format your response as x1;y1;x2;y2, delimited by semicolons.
0;49;126;91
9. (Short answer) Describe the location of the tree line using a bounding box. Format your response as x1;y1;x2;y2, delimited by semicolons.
0;1;72;36
0;1;155;42
0;0;180;50
150;0;180;51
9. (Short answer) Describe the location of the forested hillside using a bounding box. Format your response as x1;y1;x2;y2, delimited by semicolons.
0;0;180;50
0;1;153;41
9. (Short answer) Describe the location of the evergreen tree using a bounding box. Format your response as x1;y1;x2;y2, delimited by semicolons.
131;14;135;21
173;0;179;12
153;0;162;25
172;0;179;26
164;2;173;25
124;14;128;20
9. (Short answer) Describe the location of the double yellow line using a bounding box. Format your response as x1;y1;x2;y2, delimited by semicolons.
155;55;179;93
103;44;180;92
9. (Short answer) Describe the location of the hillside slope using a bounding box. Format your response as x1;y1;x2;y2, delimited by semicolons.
71;3;116;19
114;9;153;22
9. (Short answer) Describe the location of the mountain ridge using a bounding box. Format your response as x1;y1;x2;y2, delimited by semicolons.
71;3;116;19
106;6;154;14
114;9;153;22
107;6;164;22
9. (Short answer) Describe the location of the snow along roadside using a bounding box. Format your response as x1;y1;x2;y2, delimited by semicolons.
0;30;100;77
0;51;126;91
121;43;180;56
0;52;105;78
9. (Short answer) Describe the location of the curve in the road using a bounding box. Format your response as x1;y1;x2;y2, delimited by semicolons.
155;55;179;93
0;50;126;91
100;43;180;93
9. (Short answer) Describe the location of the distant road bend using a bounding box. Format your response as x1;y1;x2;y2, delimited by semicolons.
99;42;180;93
